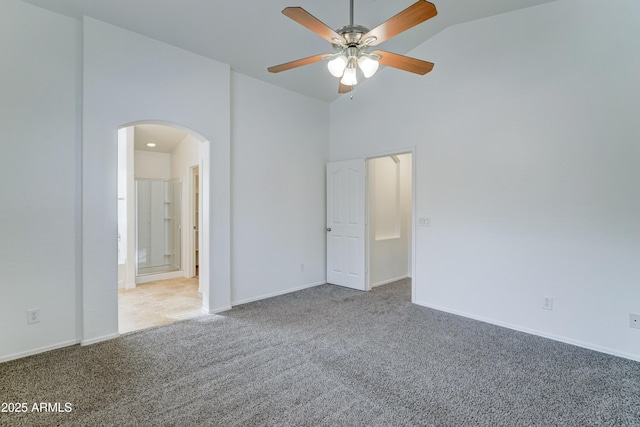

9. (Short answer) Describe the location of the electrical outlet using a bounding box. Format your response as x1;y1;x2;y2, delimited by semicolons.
543;297;553;311
27;309;40;324
630;314;640;329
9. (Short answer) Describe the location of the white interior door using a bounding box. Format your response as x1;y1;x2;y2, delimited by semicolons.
326;159;366;291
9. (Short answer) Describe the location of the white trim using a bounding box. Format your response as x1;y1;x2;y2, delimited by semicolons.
364;146;416;161
206;306;232;315
410;149;417;304
416;301;640;363
231;281;325;307
135;270;185;284
371;275;410;288
184;165;199;279
0;339;81;364
365;160;371;291
80;332;120;347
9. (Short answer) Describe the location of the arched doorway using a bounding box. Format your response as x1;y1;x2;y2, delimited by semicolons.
116;122;208;332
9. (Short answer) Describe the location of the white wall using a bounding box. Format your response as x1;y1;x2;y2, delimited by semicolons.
1;4;330;362
0;0;79;361
369;154;412;287
330;0;640;360
135;150;171;180
171;134;200;181
82;17;231;343
230;73;329;305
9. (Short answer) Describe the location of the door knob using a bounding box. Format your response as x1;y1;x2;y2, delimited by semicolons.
326;227;332;232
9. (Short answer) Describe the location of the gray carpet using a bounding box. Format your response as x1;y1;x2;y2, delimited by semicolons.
1;280;639;426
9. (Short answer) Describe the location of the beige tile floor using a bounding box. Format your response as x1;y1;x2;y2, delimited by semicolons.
118;277;203;333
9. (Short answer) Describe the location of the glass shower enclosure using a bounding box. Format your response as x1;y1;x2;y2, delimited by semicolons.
136;178;181;276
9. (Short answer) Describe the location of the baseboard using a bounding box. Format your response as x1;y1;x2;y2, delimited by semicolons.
231;281;325;307
0;339;81;364
371;275;409;288
415;300;640;363
206;306;232;315
80;332;120;346
135;270;185;284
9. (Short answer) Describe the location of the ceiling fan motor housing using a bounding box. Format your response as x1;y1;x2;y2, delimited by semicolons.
336;24;370;45
334;25;377;61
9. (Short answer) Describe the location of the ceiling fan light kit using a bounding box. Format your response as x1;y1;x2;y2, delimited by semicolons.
341;63;358;86
268;0;437;94
328;55;348;77
358;54;380;78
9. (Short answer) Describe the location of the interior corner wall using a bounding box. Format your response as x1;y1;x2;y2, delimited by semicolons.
82;17;231;343
0;0;79;361
171;135;201;182
230;72;329;305
170;134;201;278
329;0;640;360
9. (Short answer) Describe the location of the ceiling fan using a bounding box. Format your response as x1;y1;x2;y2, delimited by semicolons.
267;0;437;94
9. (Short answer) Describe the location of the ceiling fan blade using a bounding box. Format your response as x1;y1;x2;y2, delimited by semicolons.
371;50;434;75
364;1;437;46
338;82;353;94
268;53;331;73
282;7;346;45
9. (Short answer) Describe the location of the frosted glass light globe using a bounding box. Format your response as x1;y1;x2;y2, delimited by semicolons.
340;66;358;86
358;55;379;78
327;55;348;77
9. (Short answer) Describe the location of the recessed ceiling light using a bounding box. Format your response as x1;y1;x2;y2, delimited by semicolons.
146;143;156;147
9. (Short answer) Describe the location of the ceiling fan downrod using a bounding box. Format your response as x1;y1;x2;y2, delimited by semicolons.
350;0;354;27
336;0;371;48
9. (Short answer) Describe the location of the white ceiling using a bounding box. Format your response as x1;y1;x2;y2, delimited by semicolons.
133;124;188;153
22;0;555;102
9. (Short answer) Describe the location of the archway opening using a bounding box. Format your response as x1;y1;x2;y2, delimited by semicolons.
116;121;209;332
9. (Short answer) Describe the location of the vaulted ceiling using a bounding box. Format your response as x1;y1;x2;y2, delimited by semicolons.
22;0;555;102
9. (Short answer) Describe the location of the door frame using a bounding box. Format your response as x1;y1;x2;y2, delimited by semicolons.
185;165;200;280
364;147;417;301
